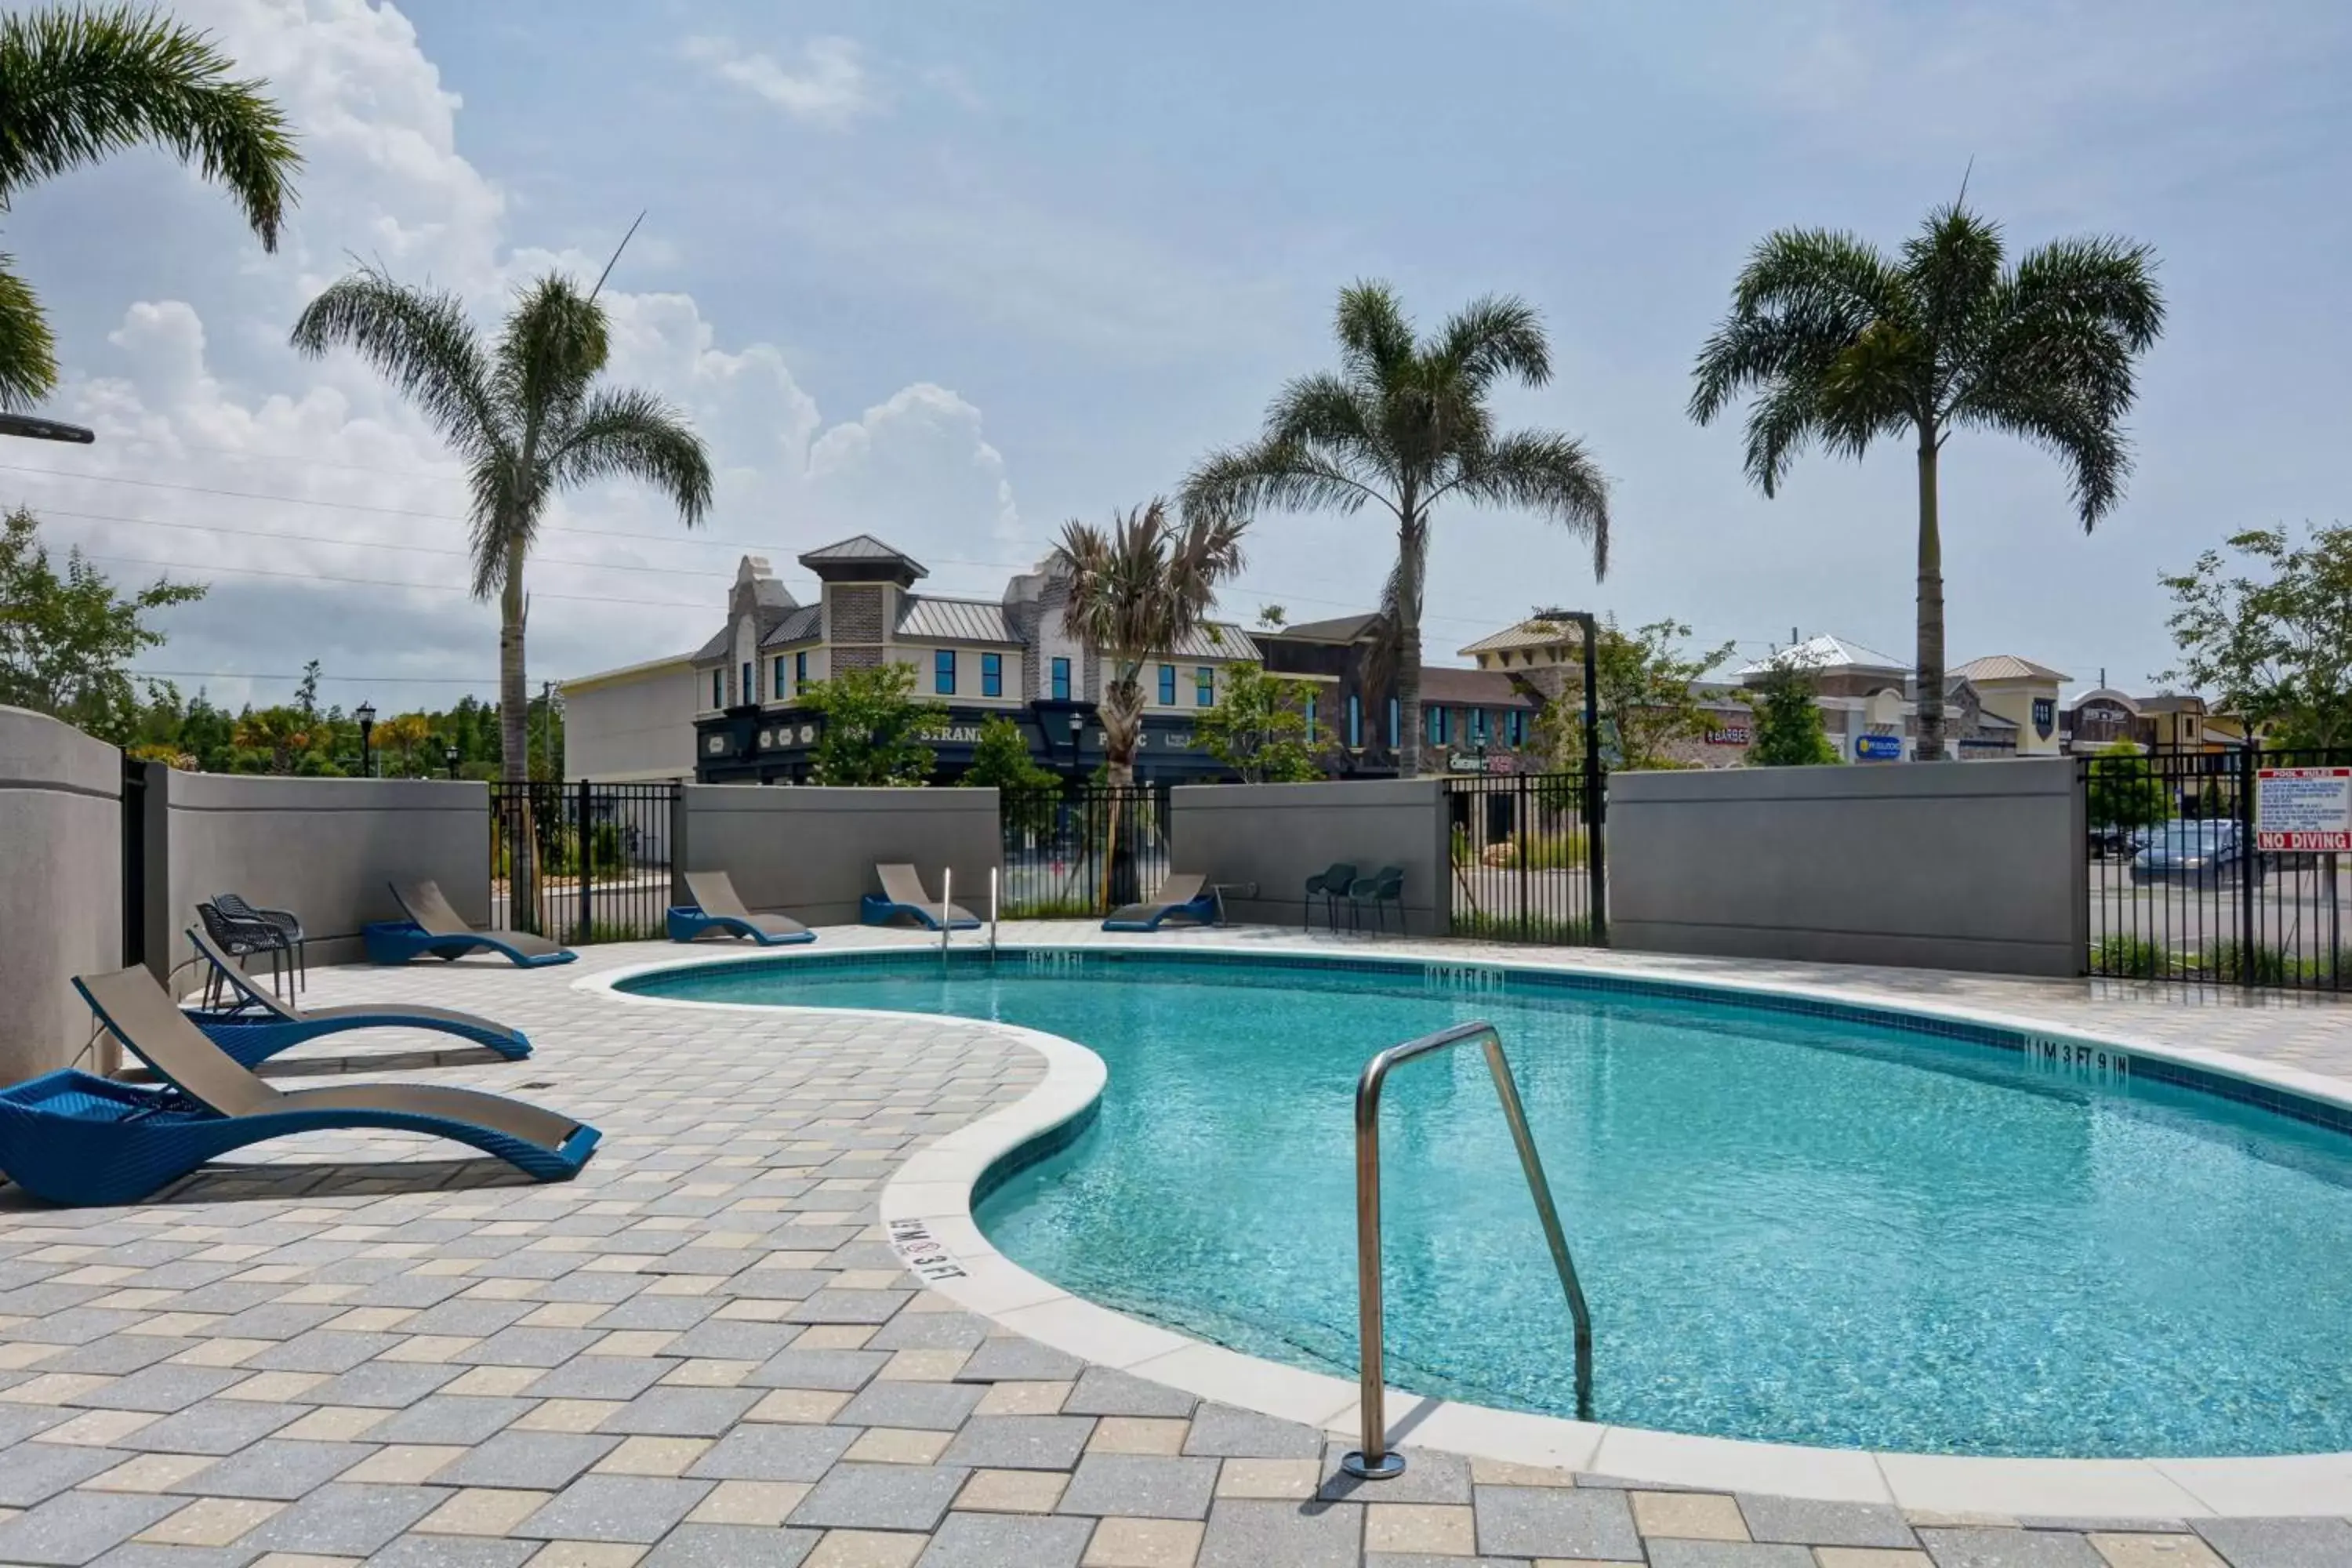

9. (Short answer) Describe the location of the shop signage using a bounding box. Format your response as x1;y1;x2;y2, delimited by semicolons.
1448;752;1487;773
1854;734;1903;761
2032;697;2056;739
1704;725;1751;746
2256;767;2352;852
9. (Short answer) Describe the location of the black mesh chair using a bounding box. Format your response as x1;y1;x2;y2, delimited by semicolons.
204;895;306;998
1304;863;1357;932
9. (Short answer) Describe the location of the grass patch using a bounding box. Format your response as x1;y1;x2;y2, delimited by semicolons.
1450;908;1596;946
2089;935;2168;978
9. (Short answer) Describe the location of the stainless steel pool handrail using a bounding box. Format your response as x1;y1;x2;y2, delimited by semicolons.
1341;1020;1593;1480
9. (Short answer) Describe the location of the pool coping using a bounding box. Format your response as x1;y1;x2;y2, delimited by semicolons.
582;934;2352;1519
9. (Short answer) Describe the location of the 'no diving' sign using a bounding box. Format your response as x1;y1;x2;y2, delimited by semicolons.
2256;767;2352;852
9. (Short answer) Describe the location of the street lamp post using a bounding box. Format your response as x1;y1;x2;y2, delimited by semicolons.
445;744;461;780
0;413;95;444
355;701;376;778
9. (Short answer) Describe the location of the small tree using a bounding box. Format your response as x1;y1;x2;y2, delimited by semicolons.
1741;654;1840;767
962;713;1058;791
2086;742;2170;832
2161;522;2352;749
1196;662;1324;782
800;662;945;786
1526;615;1734;773
0;506;203;739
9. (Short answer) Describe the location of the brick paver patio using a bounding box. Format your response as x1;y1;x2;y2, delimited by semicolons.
2;922;2347;1567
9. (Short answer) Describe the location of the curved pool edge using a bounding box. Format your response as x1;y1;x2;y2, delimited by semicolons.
580;933;2352;1519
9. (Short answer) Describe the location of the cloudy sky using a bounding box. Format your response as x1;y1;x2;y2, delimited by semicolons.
8;0;2348;713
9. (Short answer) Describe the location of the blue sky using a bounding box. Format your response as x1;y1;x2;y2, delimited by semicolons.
8;0;2350;710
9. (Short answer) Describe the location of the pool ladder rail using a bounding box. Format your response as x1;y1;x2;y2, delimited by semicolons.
1342;1020;1594;1481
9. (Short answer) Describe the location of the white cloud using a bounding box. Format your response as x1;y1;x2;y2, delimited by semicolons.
681;34;879;130
14;0;1019;712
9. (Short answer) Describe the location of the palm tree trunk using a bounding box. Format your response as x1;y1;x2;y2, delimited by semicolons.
1393;512;1427;780
1914;430;1946;763
497;539;538;934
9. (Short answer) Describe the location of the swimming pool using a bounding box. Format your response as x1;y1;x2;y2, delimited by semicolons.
622;948;2352;1459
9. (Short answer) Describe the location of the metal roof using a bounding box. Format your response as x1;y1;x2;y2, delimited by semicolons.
797;534;928;575
1457;617;1587;657
1951;654;2072;683
1163;623;1259;661
756;604;825;649
1733;633;1908;677
693;601;804;663
895;595;1016;644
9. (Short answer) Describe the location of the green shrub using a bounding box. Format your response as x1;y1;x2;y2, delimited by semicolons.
2090;935;2167;978
2201;938;2296;985
1450;908;1594;945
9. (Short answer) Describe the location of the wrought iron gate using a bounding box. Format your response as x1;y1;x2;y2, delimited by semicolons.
999;784;1170;918
490;782;677;945
1443;771;1607;945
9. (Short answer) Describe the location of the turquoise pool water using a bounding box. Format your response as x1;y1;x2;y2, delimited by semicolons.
626;950;2352;1457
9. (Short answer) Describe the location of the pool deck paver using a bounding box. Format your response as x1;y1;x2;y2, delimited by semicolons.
1;921;2347;1566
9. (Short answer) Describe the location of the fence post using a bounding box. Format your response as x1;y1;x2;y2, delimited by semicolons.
577;776;593;946
669;782;691;910
2238;740;2259;989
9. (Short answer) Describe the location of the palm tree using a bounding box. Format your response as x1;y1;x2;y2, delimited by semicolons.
1;4;299;407
1050;498;1247;787
1182;281;1610;779
291;266;713;784
1689;199;2164;760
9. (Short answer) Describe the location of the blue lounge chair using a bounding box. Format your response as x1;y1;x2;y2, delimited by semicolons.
861;863;981;931
668;869;815;946
367;880;576;967
0;969;597;1208
1103;873;1219;932
185;926;531;1065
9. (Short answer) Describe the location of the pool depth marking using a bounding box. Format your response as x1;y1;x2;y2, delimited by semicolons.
889;1218;966;1282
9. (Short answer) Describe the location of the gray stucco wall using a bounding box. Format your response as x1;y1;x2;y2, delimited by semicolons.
1169;780;1450;935
0;707;123;1083
678;786;1002;928
564;662;699;782
1609;759;2086;975
146;772;491;978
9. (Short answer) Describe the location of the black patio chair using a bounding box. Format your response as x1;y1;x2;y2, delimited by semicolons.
1348;866;1405;932
209;894;307;996
1305;862;1357;932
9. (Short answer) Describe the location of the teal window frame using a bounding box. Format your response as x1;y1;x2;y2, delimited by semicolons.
982;653;1003;698
934;649;956;695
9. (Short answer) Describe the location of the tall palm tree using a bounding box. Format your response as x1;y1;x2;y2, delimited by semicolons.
1182;281;1610;779
292;266;713;783
1;4;299;407
1050;498;1247;788
1690;200;2163;760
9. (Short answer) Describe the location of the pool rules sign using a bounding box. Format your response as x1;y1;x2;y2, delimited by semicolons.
2256;766;2352;852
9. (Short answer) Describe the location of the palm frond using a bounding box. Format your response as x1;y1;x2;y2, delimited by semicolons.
1050;499;1244;669
1900;201;2005;365
2006;235;2165;352
1333;280;1414;387
290;267;503;456
0;3;299;244
1817;322;1931;459
1181;437;1392;524
1265;370;1377;450
1436;293;1551;393
1689;227;1901;426
547;387;714;524
0;256;54;409
493;273;610;454
1446;429;1611;579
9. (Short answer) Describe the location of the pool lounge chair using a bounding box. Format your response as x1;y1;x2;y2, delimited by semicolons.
1102;872;1219;932
862;863;981;931
368;880;576;967
0;968;596;1207
669;869;815;946
186;925;532;1065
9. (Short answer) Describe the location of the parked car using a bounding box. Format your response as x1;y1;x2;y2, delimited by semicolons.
2089;823;2149;860
2129;819;2264;884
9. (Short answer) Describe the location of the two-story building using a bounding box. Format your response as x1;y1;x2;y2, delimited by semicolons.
571;535;1265;784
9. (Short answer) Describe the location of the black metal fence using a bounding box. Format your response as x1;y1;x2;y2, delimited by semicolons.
2082;743;2351;989
1000;784;1170;918
1443;771;1607;946
491;782;677;945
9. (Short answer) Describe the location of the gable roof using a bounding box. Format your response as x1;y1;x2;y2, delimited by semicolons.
1419;666;1540;708
756;604;825;649
1951;654;2071;683
797;535;928;577
693;599;807;662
